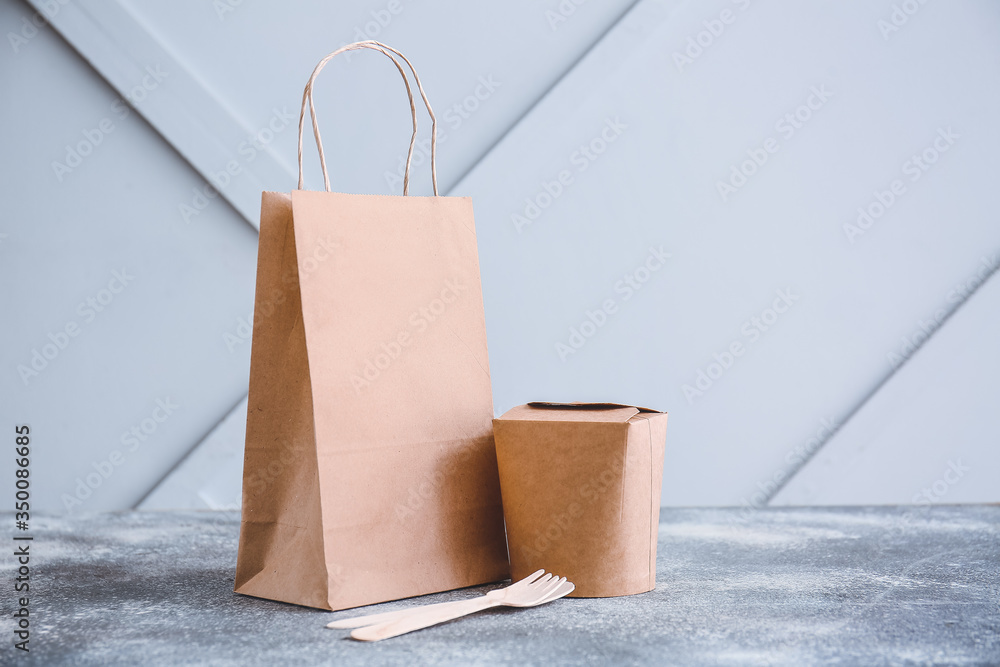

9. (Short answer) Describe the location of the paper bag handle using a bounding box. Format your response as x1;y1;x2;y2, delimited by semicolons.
297;40;439;196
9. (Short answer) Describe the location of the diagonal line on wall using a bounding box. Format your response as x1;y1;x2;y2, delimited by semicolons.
132;394;248;509
445;0;643;192
30;0;646;230
763;253;1000;505
25;0;291;228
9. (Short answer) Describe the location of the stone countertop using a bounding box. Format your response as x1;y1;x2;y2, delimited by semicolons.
2;506;998;666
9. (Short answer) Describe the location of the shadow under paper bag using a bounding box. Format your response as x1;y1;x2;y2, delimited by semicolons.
493;402;668;597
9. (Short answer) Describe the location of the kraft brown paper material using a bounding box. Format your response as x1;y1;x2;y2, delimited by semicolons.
494;403;668;598
235;42;508;611
234;189;510;611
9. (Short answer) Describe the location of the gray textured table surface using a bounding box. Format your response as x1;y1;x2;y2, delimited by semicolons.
2;506;998;666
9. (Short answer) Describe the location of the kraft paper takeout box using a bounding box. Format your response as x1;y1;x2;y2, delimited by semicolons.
493;402;668;598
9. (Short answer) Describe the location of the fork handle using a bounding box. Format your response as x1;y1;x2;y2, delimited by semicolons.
350;596;496;641
327;598;473;629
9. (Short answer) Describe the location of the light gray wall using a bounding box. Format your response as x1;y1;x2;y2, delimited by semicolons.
2;0;257;513
2;0;998;514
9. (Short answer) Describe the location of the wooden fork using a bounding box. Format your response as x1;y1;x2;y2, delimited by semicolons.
348;571;574;641
327;569;555;630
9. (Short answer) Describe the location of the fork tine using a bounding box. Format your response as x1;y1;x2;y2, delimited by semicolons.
525;573;554;591
537;577;565;601
542;580;574;602
529;575;564;602
521;569;547;585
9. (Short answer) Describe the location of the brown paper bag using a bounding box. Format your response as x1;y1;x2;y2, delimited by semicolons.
234;41;508;611
493;402;668;597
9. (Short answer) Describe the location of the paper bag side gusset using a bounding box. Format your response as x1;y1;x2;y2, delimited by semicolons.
235;191;332;610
